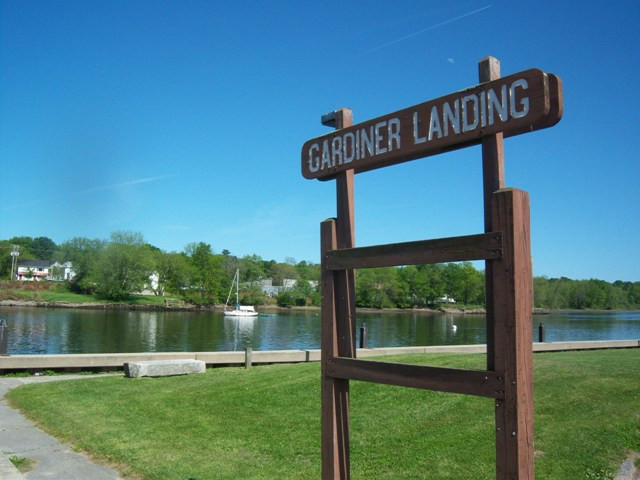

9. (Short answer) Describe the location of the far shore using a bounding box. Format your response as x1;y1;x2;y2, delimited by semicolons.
2;299;609;316
0;298;487;314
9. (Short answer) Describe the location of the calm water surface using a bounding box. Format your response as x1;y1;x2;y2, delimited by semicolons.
1;307;639;355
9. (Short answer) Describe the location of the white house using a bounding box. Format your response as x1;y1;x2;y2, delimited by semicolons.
16;260;51;281
256;278;319;297
49;261;75;281
15;260;75;282
436;295;456;304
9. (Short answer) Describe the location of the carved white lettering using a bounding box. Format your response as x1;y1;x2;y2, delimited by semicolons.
413;111;426;144
343;132;355;163
320;139;331;169
388;117;401;151
374;121;387;154
509;79;529;118
428;105;442;140
308;144;320;172
462;94;479;132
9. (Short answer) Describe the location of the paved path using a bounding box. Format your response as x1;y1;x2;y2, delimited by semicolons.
0;375;122;480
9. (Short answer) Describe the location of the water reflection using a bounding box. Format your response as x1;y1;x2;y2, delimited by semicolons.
1;307;639;355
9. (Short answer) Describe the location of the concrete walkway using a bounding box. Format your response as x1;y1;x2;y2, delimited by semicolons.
0;375;122;480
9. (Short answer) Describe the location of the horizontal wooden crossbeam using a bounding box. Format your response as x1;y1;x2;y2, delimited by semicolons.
326;357;505;399
324;232;502;270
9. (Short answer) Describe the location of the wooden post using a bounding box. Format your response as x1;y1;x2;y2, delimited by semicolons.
321;218;349;479
479;56;505;372
245;347;252;369
492;188;534;479
321;107;355;480
334;108;356;361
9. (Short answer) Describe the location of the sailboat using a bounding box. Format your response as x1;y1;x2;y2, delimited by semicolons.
224;269;259;317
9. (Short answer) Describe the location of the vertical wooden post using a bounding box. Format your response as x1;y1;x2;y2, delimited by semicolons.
245;347;252;369
479;56;505;372
334;108;356;361
321;218;349;479
492;188;534;479
321;108;355;480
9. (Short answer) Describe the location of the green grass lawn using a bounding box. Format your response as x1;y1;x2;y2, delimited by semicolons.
2;283;172;306
6;350;640;479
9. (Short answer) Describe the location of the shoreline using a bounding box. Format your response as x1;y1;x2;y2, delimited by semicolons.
0;299;484;314
1;299;632;315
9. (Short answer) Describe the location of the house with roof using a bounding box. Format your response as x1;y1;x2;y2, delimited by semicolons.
14;260;76;282
255;278;319;297
49;261;76;282
16;260;51;281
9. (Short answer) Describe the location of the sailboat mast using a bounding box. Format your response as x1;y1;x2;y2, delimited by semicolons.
235;269;240;308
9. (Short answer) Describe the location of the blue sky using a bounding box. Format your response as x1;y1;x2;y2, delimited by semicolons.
1;0;638;282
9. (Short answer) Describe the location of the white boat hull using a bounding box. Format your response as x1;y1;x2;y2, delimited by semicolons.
224;309;259;317
224;270;259;317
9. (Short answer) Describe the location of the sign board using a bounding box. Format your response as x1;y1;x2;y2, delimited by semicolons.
302;68;562;180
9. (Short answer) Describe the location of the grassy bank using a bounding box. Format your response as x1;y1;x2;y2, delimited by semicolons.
0;282;179;307
6;350;640;479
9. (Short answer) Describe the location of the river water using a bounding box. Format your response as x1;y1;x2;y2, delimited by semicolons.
1;307;639;355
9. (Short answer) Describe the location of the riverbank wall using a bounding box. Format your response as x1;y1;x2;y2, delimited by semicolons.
1;340;637;373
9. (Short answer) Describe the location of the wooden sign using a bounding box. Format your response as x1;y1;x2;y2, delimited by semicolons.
314;57;562;480
302;68;562;180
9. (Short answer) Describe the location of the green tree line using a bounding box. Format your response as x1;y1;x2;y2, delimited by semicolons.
2;234;639;309
1;233;319;305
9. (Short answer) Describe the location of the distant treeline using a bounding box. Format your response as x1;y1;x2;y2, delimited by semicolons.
533;276;640;310
1;234;639;309
351;265;640;310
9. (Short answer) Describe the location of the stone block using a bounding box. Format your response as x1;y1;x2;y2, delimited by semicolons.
124;359;205;378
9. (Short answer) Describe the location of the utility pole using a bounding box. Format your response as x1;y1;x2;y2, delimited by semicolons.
9;245;19;281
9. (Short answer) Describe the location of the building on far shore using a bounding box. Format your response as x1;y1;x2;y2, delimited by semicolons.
15;260;75;282
49;262;75;281
16;260;51;281
254;278;318;297
435;295;456;304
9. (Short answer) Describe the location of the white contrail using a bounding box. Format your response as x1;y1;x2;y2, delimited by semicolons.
2;174;178;211
74;174;178;196
365;4;493;54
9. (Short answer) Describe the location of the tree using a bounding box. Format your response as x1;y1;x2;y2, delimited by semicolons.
459;262;484;305
417;263;446;304
183;242;228;304
0;241;14;279
295;260;321;282
93;232;153;301
8;236;34;257
356;267;398;308
240;284;267;306
270;262;299;286
276;290;295;307
290;279;314;306
31;237;57;260
149;250;191;296
239;254;266;282
55;237;105;292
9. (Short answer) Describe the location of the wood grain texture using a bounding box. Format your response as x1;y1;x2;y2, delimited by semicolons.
324;232;502;270
479;56;504;373
491;188;534;480
320;219;350;479
328;357;505;398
